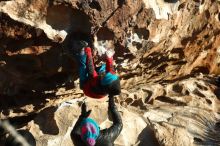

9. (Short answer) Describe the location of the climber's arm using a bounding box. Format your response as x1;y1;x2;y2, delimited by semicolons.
98;96;123;142
106;57;115;74
71;102;91;135
105;49;115;74
72;115;84;136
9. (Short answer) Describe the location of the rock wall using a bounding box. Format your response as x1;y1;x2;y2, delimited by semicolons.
0;0;220;146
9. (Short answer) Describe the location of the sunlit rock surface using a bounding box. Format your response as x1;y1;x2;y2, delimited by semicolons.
0;0;220;146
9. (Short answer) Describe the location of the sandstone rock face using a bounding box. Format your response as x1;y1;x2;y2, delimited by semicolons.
0;0;220;146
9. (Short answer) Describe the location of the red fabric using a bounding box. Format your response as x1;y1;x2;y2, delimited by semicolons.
83;47;106;99
85;47;98;78
106;57;115;74
83;77;106;99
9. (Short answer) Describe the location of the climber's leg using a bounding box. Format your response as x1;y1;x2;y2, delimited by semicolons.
85;47;98;78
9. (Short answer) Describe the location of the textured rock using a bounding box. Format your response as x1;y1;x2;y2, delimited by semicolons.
0;0;67;42
3;76;219;146
0;0;220;146
26;98;150;146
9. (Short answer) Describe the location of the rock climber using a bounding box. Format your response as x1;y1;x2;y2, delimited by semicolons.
71;96;123;146
72;33;121;99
